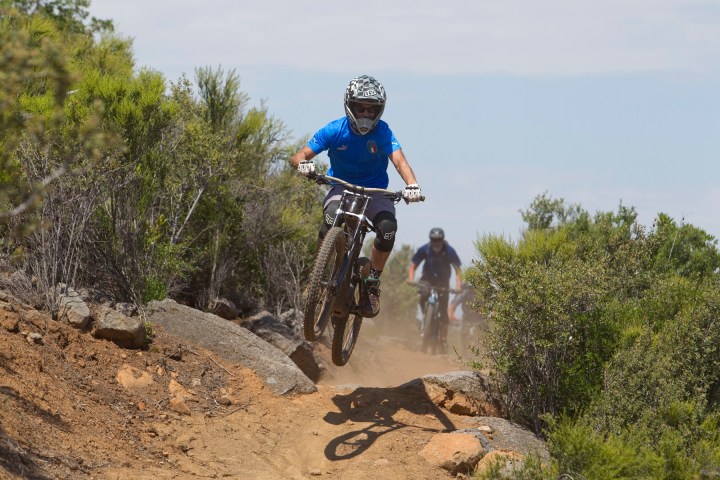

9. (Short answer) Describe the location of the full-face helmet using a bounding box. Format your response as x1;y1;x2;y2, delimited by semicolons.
344;75;386;135
429;227;445;241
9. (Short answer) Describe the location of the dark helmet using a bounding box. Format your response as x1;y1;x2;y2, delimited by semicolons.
344;75;386;135
429;227;445;240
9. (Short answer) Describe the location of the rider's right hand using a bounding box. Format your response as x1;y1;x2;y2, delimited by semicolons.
298;160;315;177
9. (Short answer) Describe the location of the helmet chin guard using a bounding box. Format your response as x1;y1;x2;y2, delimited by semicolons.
344;75;386;135
354;118;375;134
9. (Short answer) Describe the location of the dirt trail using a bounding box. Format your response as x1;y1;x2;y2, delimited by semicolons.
318;321;471;388
1;306;481;479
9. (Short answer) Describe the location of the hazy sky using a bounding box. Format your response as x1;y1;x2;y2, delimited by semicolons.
88;0;719;266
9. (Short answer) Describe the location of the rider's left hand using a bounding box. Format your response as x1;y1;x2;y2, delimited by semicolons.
402;184;422;202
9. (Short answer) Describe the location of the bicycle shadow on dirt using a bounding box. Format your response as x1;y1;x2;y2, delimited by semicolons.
323;381;456;461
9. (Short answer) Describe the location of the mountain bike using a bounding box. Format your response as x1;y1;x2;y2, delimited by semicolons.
303;173;423;366
414;283;458;355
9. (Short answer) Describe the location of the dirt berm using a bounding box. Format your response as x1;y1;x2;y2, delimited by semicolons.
0;295;546;479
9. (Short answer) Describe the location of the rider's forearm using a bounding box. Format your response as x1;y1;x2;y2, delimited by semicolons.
290;146;316;168
397;164;418;186
390;150;418;185
408;263;416;282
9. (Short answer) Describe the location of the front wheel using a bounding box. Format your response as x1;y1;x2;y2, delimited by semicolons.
420;303;439;354
331;262;366;366
304;227;345;341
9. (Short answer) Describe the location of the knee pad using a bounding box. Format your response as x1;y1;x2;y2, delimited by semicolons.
373;211;397;252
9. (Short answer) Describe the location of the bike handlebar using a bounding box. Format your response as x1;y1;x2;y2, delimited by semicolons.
308;173;426;203
407;281;459;294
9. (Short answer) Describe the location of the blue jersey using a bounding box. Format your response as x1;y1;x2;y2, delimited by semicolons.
307;117;401;189
412;242;462;286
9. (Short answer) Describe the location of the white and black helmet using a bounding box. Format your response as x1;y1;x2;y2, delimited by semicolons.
344;75;386;135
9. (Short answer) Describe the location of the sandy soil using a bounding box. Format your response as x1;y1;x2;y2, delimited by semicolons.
0;303;487;479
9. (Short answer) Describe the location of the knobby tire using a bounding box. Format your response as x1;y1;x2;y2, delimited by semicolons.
330;257;368;366
331;313;362;366
303;227;345;341
421;303;439;355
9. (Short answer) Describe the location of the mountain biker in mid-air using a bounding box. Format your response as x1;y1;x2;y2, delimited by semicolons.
290;75;423;318
407;228;463;350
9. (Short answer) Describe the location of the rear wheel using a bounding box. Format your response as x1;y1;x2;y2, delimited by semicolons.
304;227;345;341
331;312;362;366
331;259;367;366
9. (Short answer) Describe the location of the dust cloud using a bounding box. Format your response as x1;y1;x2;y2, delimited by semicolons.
316;313;475;388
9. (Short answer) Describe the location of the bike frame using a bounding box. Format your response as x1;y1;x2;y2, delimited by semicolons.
328;190;373;318
416;283;457;354
427;288;439;313
303;172;421;366
423;286;441;337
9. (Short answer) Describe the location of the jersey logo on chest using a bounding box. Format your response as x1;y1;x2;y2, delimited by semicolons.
367;140;378;154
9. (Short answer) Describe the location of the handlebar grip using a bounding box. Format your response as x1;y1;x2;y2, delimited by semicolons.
419;195;426;202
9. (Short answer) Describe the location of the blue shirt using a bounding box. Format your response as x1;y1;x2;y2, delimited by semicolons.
307;117;401;189
412;242;462;286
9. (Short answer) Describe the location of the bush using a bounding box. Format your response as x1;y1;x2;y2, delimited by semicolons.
472;227;617;431
547;417;664;479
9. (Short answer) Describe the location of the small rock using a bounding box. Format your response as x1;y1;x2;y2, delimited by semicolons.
0;315;19;333
26;332;43;345
419;432;485;475
116;364;154;389
169;397;191;415
168;379;192;400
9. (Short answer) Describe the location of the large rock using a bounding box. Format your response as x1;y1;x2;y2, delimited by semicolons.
211;297;239;320
278;308;304;339
93;305;146;349
56;283;90;329
416;371;506;417
238;310;324;382
463;417;549;460
146;299;316;395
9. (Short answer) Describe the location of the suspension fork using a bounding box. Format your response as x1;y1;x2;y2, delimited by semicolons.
330;222;367;319
329;190;370;294
336;223;365;290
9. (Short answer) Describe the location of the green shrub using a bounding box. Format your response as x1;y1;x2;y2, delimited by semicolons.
547;418;664;480
141;276;167;303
